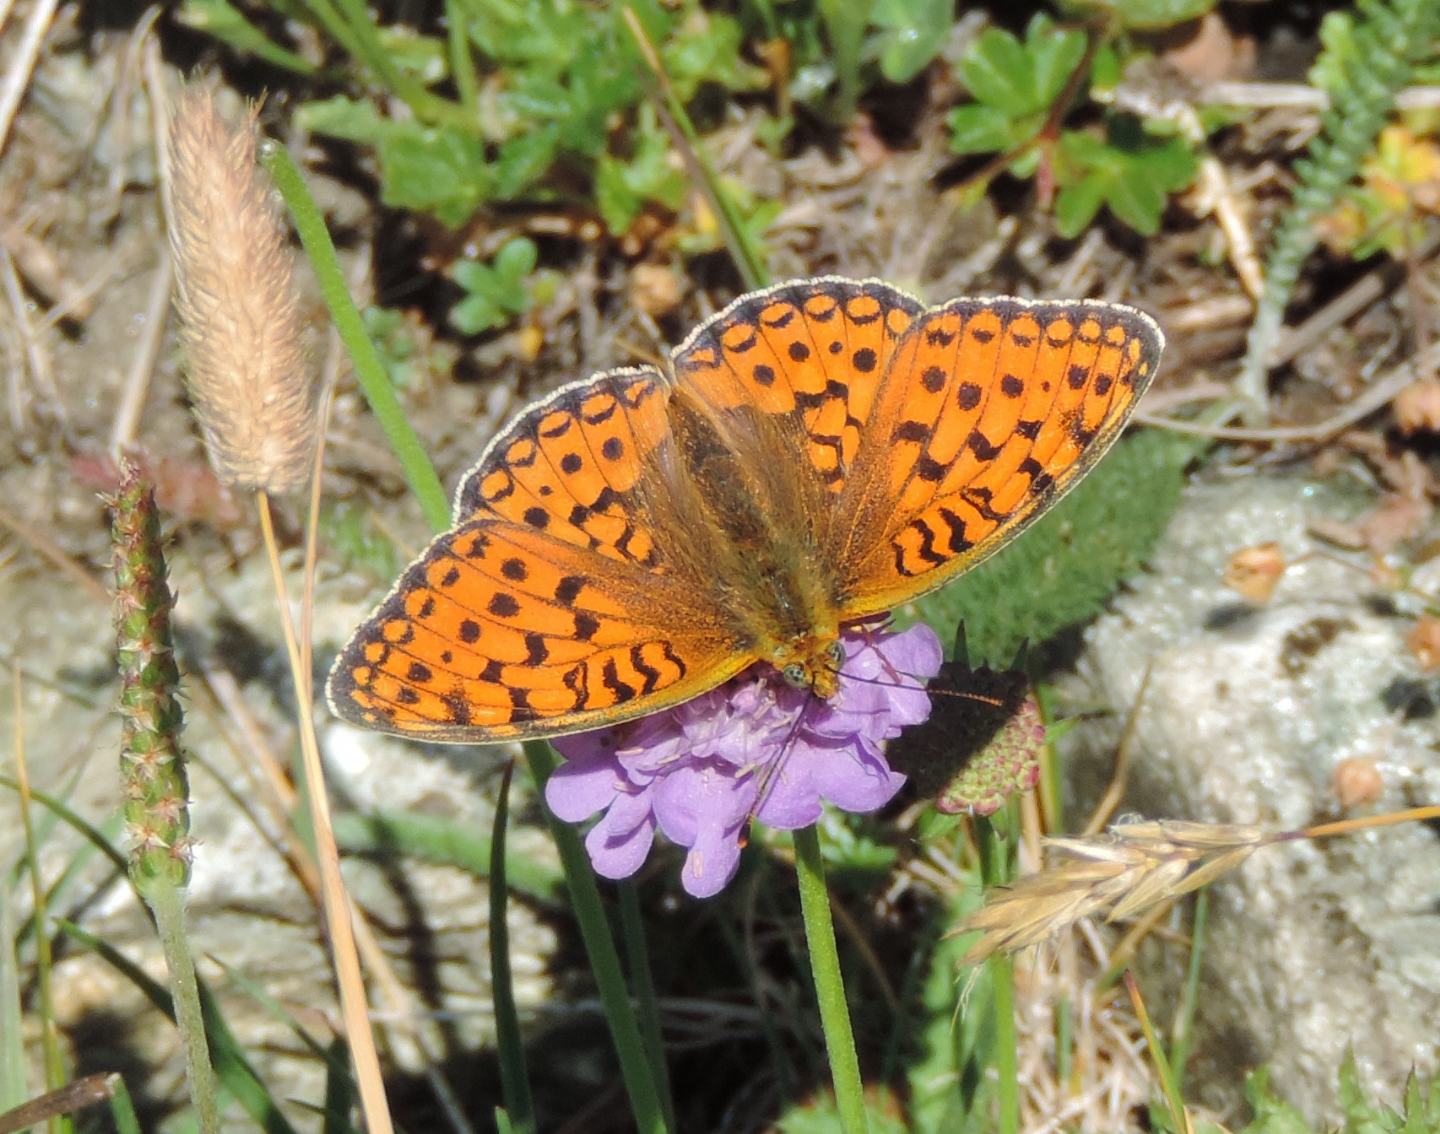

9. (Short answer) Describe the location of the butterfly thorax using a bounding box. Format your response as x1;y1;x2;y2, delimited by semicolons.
665;387;845;700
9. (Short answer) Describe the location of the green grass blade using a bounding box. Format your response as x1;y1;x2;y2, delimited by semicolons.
1169;888;1209;1089
109;1075;143;1134
490;761;536;1134
0;895;24;1112
9;763;67;1116
260;143;450;532
212;958;362;1134
618;881;675;1132
817;0;866;123
322;1039;357;1134
1126;971;1190;1133
177;0;322;76
621;7;769;290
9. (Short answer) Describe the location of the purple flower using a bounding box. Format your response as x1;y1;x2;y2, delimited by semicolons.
544;622;943;898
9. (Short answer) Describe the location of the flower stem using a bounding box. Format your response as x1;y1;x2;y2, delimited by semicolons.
978;816;1018;1134
141;878;220;1134
618;881;676;1133
988;953;1019;1134
793;824;868;1134
524;742;669;1134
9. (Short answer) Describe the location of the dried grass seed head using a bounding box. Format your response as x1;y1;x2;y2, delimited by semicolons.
165;87;316;496
958;819;1268;964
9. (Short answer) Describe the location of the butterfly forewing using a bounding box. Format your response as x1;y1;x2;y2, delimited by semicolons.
670;278;924;500
327;367;750;741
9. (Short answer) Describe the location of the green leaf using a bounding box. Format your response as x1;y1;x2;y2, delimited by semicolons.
1090;42;1124;92
492;127;561;199
905;427;1195;667
467;0;587;73
949;15;1088;158
906;885;988;1131
1053;175;1106;237
595;158;642;236
776;1091;909;1134
959;16;1086;113
296;95;394;143
300;99;497;228
493;236;538;280
378;127;494;228
946;103;1017;155
1058;0;1217;31
375;25;446;83
1027;18;1088;105
594;113;687;234
1309;9;1363;92
449;238;538;335
871;0;953;83
177;0;320;75
959;26;1036;109
662;8;765;98
1054;124;1198;237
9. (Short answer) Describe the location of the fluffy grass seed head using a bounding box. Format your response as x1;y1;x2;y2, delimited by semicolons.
165;87;316;495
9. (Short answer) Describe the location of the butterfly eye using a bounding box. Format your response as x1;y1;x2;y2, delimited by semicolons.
825;641;845;668
781;662;809;689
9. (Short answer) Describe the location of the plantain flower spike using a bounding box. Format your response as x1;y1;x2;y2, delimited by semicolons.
165;86;316;495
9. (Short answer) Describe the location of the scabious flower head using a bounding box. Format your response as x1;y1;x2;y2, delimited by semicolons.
544;622;943;898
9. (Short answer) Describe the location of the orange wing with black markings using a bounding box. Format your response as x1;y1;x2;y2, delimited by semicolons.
671;278;923;495
327;366;752;741
833;297;1163;615
327;279;1163;744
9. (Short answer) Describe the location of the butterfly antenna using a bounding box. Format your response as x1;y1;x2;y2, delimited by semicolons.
818;635;1009;708
837;666;1006;708
816;635;1002;703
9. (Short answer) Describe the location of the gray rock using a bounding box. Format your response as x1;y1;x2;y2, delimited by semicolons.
1067;475;1440;1122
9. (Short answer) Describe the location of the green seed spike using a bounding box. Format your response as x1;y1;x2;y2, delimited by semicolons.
108;462;193;888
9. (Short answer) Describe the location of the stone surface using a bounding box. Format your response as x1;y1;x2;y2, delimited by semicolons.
1064;475;1440;1123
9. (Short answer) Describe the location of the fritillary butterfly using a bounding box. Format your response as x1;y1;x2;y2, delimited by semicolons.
328;278;1163;741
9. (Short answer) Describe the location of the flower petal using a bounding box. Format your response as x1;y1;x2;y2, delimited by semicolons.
681;812;745;898
545;756;624;822
586;812;656;880
811;746;906;812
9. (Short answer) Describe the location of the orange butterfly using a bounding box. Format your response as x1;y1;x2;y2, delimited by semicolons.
327;278;1162;742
